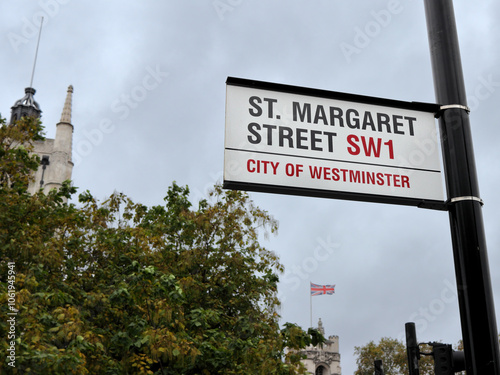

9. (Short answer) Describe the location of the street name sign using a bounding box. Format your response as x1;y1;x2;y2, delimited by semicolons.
223;77;445;209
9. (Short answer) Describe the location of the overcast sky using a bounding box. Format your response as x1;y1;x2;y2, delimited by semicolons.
2;1;500;373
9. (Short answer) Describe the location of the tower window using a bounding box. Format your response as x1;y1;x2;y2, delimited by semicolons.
315;365;326;375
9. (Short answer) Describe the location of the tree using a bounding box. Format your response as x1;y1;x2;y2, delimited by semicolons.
0;116;323;374
354;337;434;375
0;116;44;188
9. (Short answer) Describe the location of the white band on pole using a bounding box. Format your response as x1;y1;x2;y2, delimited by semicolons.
449;196;484;205
439;104;470;113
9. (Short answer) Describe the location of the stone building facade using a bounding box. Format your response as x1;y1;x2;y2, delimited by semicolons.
300;319;342;375
8;85;74;194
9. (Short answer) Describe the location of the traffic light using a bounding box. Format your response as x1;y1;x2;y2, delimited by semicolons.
431;343;465;375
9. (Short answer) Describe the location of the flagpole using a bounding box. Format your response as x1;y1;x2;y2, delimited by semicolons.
310;281;312;328
309;284;335;329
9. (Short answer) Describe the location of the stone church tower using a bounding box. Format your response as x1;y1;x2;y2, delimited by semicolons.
9;85;74;194
300;319;342;375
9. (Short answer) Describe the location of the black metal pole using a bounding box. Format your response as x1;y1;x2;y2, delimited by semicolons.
406;322;420;375
374;359;385;375
424;1;500;374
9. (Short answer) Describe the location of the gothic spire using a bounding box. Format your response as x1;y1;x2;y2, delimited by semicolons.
59;85;74;124
318;318;325;336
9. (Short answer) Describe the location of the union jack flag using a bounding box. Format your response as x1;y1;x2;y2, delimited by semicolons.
310;283;335;296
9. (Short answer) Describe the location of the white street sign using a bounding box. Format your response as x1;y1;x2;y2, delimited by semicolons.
224;77;445;209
